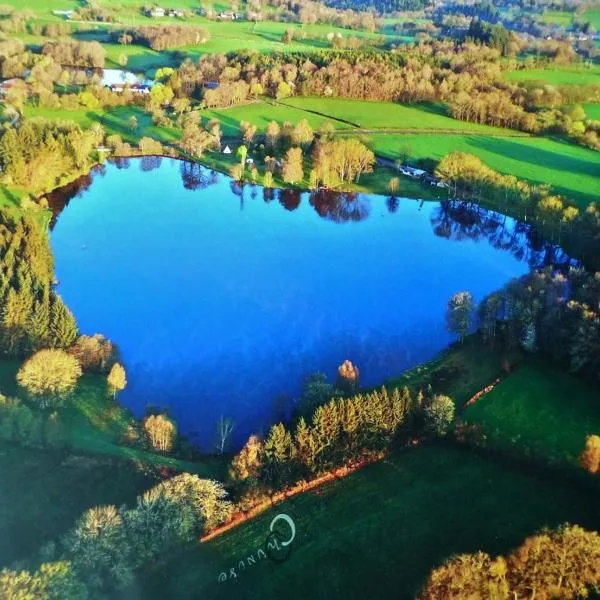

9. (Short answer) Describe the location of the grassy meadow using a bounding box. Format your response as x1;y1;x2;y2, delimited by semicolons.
461;359;600;466
280;97;529;134
368;132;600;208
198;97;600;207
24;104;182;145
139;443;600;600
505;64;600;87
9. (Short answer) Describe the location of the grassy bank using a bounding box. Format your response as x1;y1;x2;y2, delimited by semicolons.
138;443;600;600
462;358;600;466
505;64;600;87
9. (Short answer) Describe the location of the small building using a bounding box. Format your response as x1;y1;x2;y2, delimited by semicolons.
144;7;166;18
398;165;427;179
110;83;151;95
217;11;237;20
52;9;74;19
223;145;232;155
167;9;185;17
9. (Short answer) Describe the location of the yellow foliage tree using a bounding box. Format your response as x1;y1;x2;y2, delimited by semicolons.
580;434;600;475
17;349;82;408
107;363;126;399
144;414;176;452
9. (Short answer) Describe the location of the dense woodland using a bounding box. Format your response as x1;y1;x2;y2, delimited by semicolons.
172;45;600;146
0;210;77;359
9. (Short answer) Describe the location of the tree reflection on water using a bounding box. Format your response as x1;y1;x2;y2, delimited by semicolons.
46;159;572;271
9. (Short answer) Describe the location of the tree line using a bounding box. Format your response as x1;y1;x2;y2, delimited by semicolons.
435;152;600;268
166;43;599;144
115;25;210;51
0;119;103;194
228;382;455;508
477;266;600;381
0;208;78;358
420;524;600;600
0;473;233;598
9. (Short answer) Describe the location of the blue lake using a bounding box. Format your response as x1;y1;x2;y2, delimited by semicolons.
50;157;556;449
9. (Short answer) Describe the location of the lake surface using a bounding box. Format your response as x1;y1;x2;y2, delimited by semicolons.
50;157;561;449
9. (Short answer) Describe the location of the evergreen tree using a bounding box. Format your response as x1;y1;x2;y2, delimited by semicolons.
50;296;78;349
263;423;296;490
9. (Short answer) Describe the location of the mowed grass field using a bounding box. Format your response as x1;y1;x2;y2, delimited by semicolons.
0;441;155;566
505;64;600;87
138;444;600;600
198;98;600;206
24;105;182;145
585;103;600;120
461;359;600;466
280;97;526;134
369;132;600;208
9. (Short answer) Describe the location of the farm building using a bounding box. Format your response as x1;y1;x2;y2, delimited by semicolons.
398;165;427;179
144;7;166;17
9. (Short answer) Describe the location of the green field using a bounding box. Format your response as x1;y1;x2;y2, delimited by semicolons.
585;103;600;120
369;132;600;208
0;442;155;566
462;359;600;466
139;444;600;600
281;97;525;134
24;105;182;145
538;10;573;26
387;337;520;407
197;97;600;207
203;100;347;137
505;64;600;87
583;9;600;29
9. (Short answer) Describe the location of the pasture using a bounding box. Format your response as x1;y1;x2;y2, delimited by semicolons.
24;105;182;145
368;132;600;208
505;64;600;87
280;97;526;134
461;359;600;466
139;443;600;600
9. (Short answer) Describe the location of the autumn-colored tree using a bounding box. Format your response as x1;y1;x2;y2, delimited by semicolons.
62;505;131;594
107;362;126;398
419;552;509;600
69;334;115;372
0;561;86;600
421;524;600;600
17;349;82;408
282;147;303;184
387;176;400;196
240;121;257;144
337;359;359;394
313;138;374;186
265;120;280;148
291;119;314;146
580;434;600;475
229;434;263;482
263;170;273;189
144;413;176;452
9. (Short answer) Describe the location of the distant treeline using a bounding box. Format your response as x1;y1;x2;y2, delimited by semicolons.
170;45;599;146
323;0;431;13
114;25;210;51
